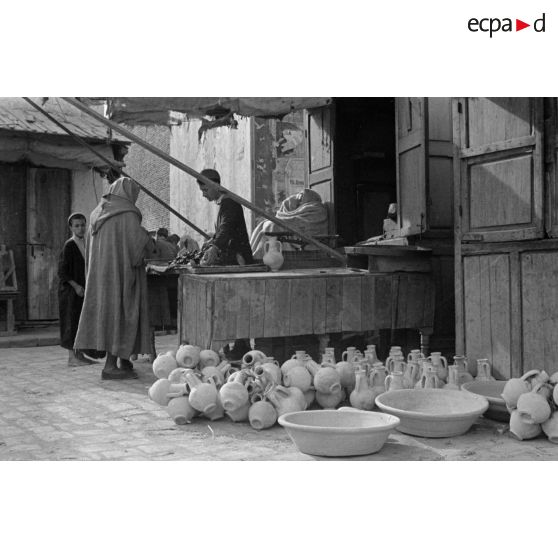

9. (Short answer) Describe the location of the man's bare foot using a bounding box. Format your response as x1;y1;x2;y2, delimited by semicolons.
68;356;91;367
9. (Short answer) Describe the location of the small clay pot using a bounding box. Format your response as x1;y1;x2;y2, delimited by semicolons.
542;412;558;443
152;352;178;379
314;365;342;394
516;388;552;424
167;397;196;425
509;410;542;440
176;345;201;368
249;401;277;430
282;365;312;392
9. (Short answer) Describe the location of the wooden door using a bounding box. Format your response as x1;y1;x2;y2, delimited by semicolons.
26;168;71;320
455;97;544;242
0;163;27;320
396;98;427;236
305;105;335;233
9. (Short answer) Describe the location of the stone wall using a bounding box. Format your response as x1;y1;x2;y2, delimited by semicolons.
122;125;171;233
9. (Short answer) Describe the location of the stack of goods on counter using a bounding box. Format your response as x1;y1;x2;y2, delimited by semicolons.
167;249;204;269
149;344;487;429
502;370;558;442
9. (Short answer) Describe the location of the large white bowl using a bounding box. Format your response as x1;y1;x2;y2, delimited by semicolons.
278;409;400;457
375;389;489;438
461;380;508;422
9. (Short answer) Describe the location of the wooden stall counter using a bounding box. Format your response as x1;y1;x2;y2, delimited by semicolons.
178;267;435;355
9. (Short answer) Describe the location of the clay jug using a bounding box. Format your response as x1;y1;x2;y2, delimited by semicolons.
167;396;196;425
365;345;382;365
385;346;404;372
185;372;218;415
263;239;284;272
249;400;278;430
443;365;461;390
242;350;266;368
266;385;305;416
152;352;178;379
516;384;552;424
226;401;250;422
509;410;542;440
280;354;301;375
321;348;337;366
385;369;405;392
542;412;558;444
427;352;448;382
175;344;200;368
386;354;405;374
476;358;494;381
314;364;342;394
554;384;558;407
452;355;474;385
167;367;192;384
403;361;421;389
303;355;320;377
502;377;531;411
349;366;376;411
199;349;220;368
201;365;226;388
369;363;387;391
204;396;225;421
149;379;173;406
254;358;282;385
282;365;312;392
407;349;425;363
416;363;443;389
219;372;250;412
316;389;345;409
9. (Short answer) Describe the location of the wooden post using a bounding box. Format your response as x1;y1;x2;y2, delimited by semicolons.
62;97;347;265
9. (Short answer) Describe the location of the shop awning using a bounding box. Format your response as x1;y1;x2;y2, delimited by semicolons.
108;97;332;125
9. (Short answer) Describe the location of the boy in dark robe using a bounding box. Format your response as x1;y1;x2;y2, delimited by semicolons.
58;213;92;366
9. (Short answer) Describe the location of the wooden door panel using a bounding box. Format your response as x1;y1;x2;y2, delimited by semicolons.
521;251;558;372
463;253;512;379
466;98;532;147
469;153;532;229
26;168;71;320
457;97;543;242
305;105;334;233
396;98;426;236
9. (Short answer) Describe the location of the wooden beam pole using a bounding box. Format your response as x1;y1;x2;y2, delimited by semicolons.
62;97;347;264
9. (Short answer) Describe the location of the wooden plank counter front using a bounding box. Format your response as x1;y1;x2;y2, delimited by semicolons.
178;267;435;353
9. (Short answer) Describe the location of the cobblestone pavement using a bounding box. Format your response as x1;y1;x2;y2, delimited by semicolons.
1;334;558;461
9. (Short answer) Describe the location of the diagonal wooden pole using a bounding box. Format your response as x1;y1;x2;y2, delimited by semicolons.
22;97;210;239
62;97;347;264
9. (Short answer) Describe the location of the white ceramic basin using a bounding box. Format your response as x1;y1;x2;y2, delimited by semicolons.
375;389;489;438
278;409;400;457
461;380;508;422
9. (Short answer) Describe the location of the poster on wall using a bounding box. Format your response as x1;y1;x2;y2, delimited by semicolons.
253;110;307;226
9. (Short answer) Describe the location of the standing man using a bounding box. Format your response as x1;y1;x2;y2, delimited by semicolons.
58;213;92;367
197;168;254;360
74;177;155;380
197;168;254;266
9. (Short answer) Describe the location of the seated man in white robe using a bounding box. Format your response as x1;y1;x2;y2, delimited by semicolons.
250;188;328;259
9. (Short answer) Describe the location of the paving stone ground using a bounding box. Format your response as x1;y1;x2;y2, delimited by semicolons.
1;334;558;461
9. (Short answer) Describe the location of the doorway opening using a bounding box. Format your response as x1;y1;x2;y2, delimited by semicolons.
333;98;396;246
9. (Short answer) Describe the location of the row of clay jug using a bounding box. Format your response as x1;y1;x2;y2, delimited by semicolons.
502;369;558;442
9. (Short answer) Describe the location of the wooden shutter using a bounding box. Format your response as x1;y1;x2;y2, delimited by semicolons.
305;105;334;233
456;97;543;242
396;98;427;236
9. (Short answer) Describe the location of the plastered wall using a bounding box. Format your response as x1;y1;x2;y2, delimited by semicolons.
169;117;253;247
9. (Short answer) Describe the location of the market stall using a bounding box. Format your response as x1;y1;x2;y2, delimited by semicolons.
177;266;435;356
